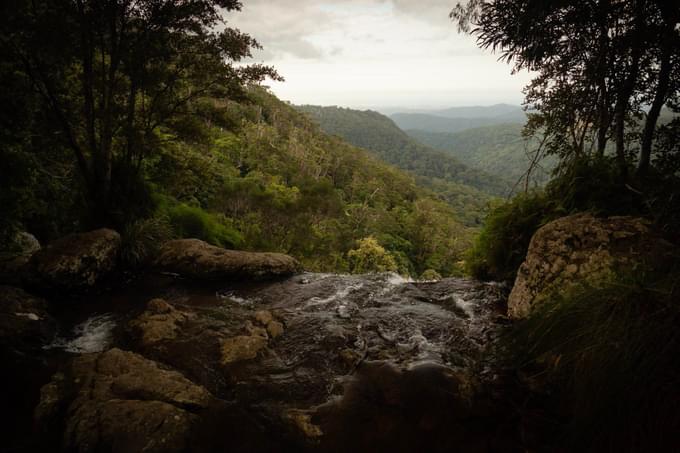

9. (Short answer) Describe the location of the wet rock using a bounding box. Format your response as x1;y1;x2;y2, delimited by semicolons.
508;213;674;319
286;409;323;438
253;310;284;339
266;320;284;339
155;239;302;281
220;335;268;365
35;348;213;453
26;228;121;292
0;232;40;285
313;361;486;453
244;320;269;339
129;298;195;347
0;285;55;351
254;310;273;326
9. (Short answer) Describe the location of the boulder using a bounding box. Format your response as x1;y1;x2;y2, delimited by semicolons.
35;348;214;453
129;298;195;348
508;213;674;319
0;232;40;285
155;239;302;281
26;229;121;292
220;335;268;365
0;286;55;351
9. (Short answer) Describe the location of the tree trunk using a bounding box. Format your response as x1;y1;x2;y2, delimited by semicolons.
595;0;610;157
637;24;674;176
613;2;644;179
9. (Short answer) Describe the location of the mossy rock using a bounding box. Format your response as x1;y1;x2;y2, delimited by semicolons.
508;213;675;319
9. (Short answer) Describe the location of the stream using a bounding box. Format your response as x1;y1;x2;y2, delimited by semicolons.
22;272;522;452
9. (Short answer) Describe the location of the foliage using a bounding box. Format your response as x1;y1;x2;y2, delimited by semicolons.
1;0;280;227
506;269;680;451
452;0;680;179
466;191;563;281
120;217;173;267
163;203;243;249
407;124;557;188
347;237;398;274
296;104;512;225
419;269;442;281
545;157;639;216
390;108;525;133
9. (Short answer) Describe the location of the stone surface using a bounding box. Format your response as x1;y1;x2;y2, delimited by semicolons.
508;213;674;319
129;298;195;347
220;335;268;365
0;232;40;285
0;285;55;351
26;228;121;292
155;239;302;281
35;348;213;453
266;320;285;339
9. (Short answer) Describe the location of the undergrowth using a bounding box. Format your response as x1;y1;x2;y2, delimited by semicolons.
506;268;680;452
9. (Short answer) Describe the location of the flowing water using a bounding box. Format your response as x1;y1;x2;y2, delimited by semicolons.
33;272;518;452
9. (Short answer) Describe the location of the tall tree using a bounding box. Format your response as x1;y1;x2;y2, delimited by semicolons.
452;0;680;179
1;0;280;226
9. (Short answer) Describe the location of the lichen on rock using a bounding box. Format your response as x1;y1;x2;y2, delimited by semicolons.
155;239;302;281
25;228;121;292
35;348;214;453
508;213;674;319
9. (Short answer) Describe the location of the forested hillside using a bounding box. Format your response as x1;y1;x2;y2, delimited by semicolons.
2;85;472;277
390;110;525;133
407;124;556;187
296;105;511;224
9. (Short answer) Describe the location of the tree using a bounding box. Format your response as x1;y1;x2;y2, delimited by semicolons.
451;0;680;179
348;237;399;274
0;0;280;226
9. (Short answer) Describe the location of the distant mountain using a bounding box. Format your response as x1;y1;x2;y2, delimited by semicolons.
296;105;513;226
406;124;556;187
390;110;526;134
430;104;524;119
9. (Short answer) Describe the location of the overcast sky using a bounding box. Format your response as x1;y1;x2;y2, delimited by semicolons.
226;0;533;110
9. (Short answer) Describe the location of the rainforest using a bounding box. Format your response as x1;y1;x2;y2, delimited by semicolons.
1;1;679;452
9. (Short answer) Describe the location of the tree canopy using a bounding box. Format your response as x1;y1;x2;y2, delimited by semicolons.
1;0;279;227
452;0;680;180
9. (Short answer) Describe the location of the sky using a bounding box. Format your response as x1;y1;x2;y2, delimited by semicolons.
225;0;534;110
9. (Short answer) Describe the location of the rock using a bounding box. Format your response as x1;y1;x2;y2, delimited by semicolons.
0;232;40;285
253;310;283;339
26;228;121;292
266;320;285;339
244;320;269;339
129;298;195;347
254;310;273;326
155;239;302;281
0;286;55;351
35;348;213;453
286;409;323;438
220;335;268;365
508;213;674;319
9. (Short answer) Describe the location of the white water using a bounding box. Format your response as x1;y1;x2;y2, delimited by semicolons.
45;314;116;353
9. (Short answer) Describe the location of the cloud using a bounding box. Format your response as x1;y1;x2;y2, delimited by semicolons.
224;0;529;108
226;0;339;60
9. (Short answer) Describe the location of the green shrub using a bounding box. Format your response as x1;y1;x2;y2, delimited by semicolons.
466;191;563;281
419;269;442;281
547;157;637;216
166;203;243;248
348;237;399;274
507;269;680;451
120;217;174;267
